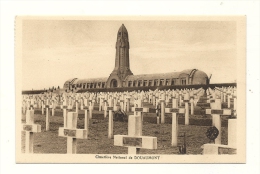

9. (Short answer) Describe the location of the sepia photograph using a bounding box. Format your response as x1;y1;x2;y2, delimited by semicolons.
15;16;246;163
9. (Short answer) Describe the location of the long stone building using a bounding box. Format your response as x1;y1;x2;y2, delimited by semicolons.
63;24;210;91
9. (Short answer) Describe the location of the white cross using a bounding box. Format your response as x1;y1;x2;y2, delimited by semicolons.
58;112;88;154
22;110;41;153
114;114;157;154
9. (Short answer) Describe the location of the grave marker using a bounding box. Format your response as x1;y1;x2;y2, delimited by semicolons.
108;99;114;139
131;98;152;123
51;99;55;116
190;91;194;115
83;106;89;130
114;114;157;154
205;99;232;144
184;92;190;125
75;98;79;113
88;99;94;119
62;102;68;128
44;104;50;131
165;103;185;146
41;100;44;115
22;110;41;153
58;112;88;154
202;117;237;155
159;92;166;124
99;96;104;111
125;94;131;112
103;99;107;118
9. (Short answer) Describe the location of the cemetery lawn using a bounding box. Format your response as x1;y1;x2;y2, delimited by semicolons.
21;110;228;155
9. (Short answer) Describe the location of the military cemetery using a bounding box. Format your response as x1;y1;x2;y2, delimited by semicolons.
18;19;243;163
21;86;238;155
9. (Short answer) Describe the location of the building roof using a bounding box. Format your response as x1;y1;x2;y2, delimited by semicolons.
125;72;181;81
64;69;208;86
179;69;197;77
64;78;78;85
125;69;200;81
192;70;208;80
73;77;108;84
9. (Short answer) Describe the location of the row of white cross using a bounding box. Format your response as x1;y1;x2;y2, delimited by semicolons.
22;86;237;155
206;86;237;109
22;88;204;112
21;87;204;153
22;88;206;131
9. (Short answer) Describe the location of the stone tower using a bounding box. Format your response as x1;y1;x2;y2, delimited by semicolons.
106;24;133;88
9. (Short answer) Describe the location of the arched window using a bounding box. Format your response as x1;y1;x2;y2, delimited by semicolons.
110;79;118;88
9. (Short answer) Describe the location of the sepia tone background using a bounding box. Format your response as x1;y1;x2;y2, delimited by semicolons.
16;15;246;163
1;1;259;174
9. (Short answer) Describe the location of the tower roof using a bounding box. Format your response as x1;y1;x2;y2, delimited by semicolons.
118;24;128;34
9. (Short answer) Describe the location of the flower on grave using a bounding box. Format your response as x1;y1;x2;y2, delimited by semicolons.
206;126;219;141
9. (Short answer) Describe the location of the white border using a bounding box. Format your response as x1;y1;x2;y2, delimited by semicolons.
1;1;259;174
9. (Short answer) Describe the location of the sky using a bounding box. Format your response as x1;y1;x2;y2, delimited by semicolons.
21;20;237;90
